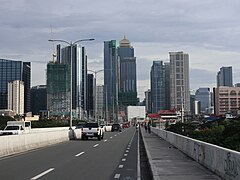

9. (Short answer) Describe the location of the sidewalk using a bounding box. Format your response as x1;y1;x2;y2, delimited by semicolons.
141;128;222;180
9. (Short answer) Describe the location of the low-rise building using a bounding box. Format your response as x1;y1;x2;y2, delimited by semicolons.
214;86;240;116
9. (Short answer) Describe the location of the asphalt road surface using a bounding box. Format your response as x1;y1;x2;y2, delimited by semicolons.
0;126;138;180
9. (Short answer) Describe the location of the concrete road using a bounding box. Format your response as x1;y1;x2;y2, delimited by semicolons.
0;127;138;180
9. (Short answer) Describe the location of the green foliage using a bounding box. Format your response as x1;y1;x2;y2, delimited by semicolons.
222;120;240;151
166;120;240;152
0;116;15;130
31;119;85;128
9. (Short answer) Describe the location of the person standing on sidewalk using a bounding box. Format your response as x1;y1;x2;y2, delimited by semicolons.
147;122;151;133
144;123;148;133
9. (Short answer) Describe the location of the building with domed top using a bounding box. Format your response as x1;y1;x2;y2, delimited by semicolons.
118;36;138;112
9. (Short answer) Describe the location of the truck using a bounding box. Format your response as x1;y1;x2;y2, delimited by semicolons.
0;121;31;135
81;122;104;140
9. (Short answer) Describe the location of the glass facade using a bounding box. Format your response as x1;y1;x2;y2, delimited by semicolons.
195;88;211;113
150;61;170;113
60;45;86;115
118;37;138;107
30;85;47;115
0;59;31;112
217;66;233;87
104;40;118;121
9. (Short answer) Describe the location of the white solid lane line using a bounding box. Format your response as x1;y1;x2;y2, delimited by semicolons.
75;152;85;157
31;168;54;180
93;144;99;148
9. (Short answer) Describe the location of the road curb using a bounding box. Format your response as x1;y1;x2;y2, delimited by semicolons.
140;127;160;180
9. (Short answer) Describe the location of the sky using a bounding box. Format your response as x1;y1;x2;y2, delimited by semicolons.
1;0;240;100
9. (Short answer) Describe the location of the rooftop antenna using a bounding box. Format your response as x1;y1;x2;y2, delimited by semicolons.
50;25;57;62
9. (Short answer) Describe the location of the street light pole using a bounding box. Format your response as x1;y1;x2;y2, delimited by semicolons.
48;38;94;129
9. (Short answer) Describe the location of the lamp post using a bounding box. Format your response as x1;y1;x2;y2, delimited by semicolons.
88;69;104;124
48;38;95;129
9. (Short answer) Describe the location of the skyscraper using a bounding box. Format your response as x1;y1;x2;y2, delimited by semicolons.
145;89;152;114
169;52;190;114
217;66;233;87
150;61;170;113
0;59;31;113
195;88;211;113
96;85;104;120
8;80;24;115
118;36;138;107
57;44;87;118
86;74;94;117
104;40;119;122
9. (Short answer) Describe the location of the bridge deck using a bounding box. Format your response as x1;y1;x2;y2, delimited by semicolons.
141;128;223;180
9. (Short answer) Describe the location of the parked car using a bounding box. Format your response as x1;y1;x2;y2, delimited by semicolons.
111;123;121;132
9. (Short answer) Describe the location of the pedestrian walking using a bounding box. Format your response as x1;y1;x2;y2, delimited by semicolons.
144;123;148;133
147;122;151;134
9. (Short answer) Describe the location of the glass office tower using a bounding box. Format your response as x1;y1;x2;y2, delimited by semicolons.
104;40;119;122
0;59;31;113
217;66;233;87
150;61;170;113
118;36;138;107
57;44;87;118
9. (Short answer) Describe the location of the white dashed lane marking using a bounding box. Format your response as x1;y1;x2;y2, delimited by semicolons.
93;144;99;148
119;165;124;168
31;168;54;180
114;174;121;179
75;152;85;157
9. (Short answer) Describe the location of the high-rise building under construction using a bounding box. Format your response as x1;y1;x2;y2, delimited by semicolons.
47;44;87;118
47;62;70;116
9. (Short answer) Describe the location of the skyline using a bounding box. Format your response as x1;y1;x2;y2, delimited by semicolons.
1;0;240;100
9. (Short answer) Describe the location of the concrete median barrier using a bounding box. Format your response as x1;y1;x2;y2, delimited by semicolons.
0;128;82;158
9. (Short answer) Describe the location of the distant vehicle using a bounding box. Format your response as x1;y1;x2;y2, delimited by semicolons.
75;122;86;129
111;123;121;132
123;123;129;128
0;121;31;135
82;123;104;140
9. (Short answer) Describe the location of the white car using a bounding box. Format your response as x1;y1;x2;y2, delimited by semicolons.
82;123;104;140
1;125;24;135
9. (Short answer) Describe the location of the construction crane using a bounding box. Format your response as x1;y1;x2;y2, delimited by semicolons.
50;25;57;62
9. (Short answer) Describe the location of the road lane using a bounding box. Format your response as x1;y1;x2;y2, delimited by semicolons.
0;126;137;180
111;129;138;179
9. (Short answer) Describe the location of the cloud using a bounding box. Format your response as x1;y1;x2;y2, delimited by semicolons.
1;0;240;100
